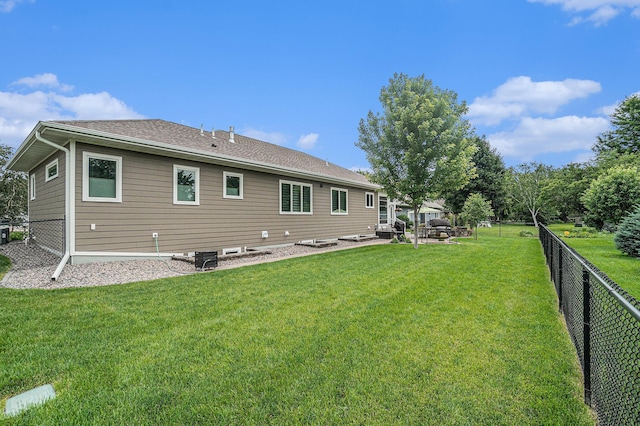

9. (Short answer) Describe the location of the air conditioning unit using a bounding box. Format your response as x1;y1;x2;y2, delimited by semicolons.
195;251;218;270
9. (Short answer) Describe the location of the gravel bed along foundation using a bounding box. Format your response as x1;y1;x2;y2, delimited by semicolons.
0;239;388;290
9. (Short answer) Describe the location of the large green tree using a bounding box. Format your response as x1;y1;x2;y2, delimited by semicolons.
443;135;506;218
541;162;597;222
593;94;640;158
582;165;640;229
357;73;476;248
0;144;28;224
506;162;555;227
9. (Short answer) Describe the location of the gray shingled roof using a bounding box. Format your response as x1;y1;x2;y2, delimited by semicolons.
50;119;373;187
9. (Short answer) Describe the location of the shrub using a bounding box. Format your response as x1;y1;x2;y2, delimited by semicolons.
562;227;601;238
10;231;25;241
396;214;413;229
614;205;640;257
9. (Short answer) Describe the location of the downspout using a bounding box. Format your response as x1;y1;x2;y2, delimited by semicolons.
35;130;70;281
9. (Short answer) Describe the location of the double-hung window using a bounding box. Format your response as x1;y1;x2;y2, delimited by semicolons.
45;159;58;182
83;152;122;202
223;171;243;199
365;192;375;208
174;165;199;205
331;188;348;215
280;180;312;214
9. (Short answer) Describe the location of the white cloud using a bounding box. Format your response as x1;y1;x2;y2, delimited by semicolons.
597;102;618;116
467;76;601;125
528;0;640;25
0;73;143;148
587;4;621;22
0;0;33;13
240;128;289;145
11;73;74;92
50;92;141;120
487;115;610;160
296;133;319;150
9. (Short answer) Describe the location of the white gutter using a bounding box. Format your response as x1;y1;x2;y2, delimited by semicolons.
35;130;70;281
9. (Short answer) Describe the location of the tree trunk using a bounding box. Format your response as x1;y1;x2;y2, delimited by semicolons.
529;208;539;228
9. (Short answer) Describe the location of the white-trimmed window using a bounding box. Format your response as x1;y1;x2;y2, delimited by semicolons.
365;192;375;208
174;164;200;205
45;159;59;182
223;171;243;199
280;180;312;214
331;188;348;215
30;173;36;200
83;152;122;202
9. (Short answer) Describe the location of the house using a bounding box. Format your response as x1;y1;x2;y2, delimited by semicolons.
8;119;382;278
394;201;446;226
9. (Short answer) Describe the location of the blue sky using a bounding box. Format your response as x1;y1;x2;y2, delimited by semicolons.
1;0;639;170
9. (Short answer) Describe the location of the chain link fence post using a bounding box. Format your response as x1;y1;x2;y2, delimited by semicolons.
582;267;592;406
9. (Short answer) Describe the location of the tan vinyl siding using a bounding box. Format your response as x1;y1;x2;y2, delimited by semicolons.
74;143;378;254
27;151;66;255
29;151;65;221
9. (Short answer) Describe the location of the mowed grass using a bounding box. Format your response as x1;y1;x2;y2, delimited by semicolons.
0;226;593;425
547;223;640;300
0;255;10;281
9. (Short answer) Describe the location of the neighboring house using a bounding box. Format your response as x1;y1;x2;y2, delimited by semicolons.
394;201;445;226
8;119;381;276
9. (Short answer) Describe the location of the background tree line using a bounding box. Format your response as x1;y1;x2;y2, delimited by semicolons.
0;144;28;225
358;74;640;244
499;94;640;230
442;94;640;232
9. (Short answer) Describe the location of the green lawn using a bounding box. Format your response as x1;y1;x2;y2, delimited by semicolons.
0;255;10;281
0;227;594;425
547;223;640;300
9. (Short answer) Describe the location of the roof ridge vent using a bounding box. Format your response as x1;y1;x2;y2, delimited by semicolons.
229;126;235;143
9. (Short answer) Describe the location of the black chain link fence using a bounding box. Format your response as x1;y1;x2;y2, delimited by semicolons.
5;218;66;258
539;225;640;425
